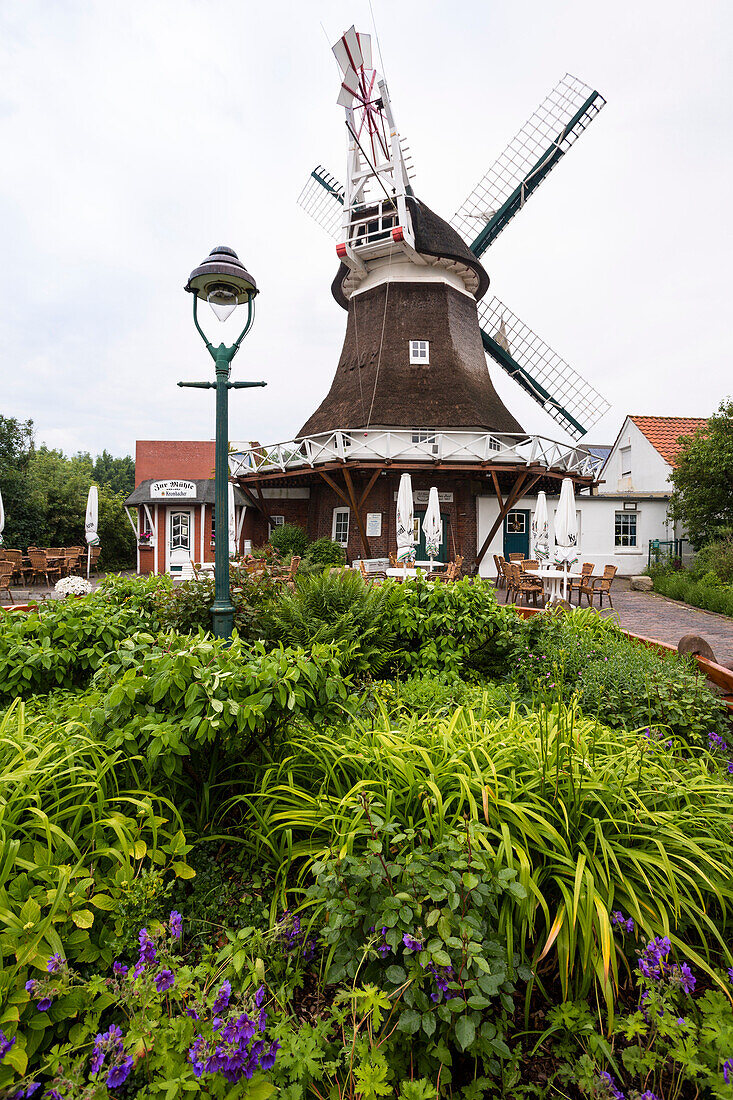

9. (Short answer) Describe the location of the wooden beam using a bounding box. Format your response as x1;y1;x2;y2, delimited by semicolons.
490;470;504;512
358;468;381;509
252;482;272;525
318;470;351;508
342;467;371;558
475;471;542;567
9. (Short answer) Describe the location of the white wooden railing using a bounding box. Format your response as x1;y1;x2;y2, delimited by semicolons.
229;429;603;479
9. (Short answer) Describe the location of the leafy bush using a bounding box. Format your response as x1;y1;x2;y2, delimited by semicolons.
652;568;733;618
304;537;346;567
266;568;401;675
367;672;518;720
153;563;281;639
513;608;730;742
385;576;524;675
245;704;733;1020
269;522;308;558
0;594;157;700
309;819;525;1083
691;532;733;582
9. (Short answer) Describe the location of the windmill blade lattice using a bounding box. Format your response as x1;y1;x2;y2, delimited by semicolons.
478;295;610;440
297;166;345;240
452;74;605;257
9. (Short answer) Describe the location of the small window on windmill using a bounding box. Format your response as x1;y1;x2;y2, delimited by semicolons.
409;340;429;365
620;447;632;477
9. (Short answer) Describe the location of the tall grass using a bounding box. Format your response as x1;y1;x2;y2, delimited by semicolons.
234;702;733;1019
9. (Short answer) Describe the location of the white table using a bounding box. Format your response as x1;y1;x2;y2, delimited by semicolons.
535;567;580;603
385;566;438;581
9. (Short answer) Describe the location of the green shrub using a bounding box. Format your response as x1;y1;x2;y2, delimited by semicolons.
244;704;733;1020
385;576;524;675
151;563;282;639
266;568;400;675
513;608;729;742
269;522;308;557
367;672;518;719
652;569;733;618
691;532;733;583
304;537;346;567
0;594;157;700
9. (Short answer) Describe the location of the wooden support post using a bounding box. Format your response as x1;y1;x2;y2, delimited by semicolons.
342;467;371;558
252;483;272;527
475;472;541;567
359;469;381;509
490;470;504;512
318;470;351;508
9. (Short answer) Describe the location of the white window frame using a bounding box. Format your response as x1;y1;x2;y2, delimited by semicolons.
411;429;436;444
615;511;637;548
409;339;430;365
620;446;631;477
269;514;285;538
332;507;350;547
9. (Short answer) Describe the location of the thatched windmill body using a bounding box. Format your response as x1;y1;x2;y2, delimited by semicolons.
232;26;609;569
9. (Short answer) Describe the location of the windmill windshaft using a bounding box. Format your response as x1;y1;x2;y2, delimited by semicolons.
478;296;610;440
297;166;345;240
452;74;606;256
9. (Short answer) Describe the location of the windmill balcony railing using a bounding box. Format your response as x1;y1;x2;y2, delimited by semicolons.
229;429;604;480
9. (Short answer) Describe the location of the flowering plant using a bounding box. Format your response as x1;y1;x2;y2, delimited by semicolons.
138;531;153;544
10;912;279;1098
54;575;92;597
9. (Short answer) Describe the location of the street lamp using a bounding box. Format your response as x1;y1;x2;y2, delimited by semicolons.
181;246;266;639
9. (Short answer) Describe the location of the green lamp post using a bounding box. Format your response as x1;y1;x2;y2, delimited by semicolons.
181;246;266;639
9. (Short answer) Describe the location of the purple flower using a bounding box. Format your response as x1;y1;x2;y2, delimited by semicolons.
724;1058;733;1084
106;1055;134;1088
611;910;635;934
260;1040;280;1070
212;979;231;1014
728;966;733;985
169;910;183;939
639;1093;659;1100
14;1085;42;1097
35;997;52;1012
187;1007;199;1019
113;960;128;978
671;961;696;995
45;1091;63;1100
24;979;38;996
0;1029;15;1062
637;936;671;983
91;1024;123;1075
376;927;391;956
709;731;729;753
597;1070;624;1099
46;954;65;974
402;933;423;952
134;927;157;977
154;968;175;993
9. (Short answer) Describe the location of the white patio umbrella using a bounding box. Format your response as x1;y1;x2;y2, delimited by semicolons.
531;491;550;562
228;482;237;558
85;485;99;579
554;478;579;599
396;472;415;564
0;487;4;547
422;486;442;564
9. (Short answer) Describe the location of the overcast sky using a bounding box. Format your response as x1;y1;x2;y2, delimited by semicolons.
1;0;731;459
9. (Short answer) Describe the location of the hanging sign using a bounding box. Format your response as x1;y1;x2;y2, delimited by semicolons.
150;480;197;499
366;513;382;537
393;491;453;504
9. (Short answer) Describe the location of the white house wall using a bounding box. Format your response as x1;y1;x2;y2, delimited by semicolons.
603;418;673;494
476;494;674;578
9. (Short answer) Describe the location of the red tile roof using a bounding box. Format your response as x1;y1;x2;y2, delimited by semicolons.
630;416;708;466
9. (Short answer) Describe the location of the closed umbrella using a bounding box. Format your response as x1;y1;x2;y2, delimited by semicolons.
0;487;4;547
85;485;99;579
554;478;578;600
422;486;442;564
396;472;415;564
228;482;237;558
531;491;550;562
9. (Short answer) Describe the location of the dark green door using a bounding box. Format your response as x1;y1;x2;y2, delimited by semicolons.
415;510;449;562
503;509;530;558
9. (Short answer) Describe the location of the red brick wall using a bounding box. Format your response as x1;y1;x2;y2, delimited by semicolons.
135;440;215;484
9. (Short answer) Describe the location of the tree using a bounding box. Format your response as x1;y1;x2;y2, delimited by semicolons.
92;450;135;495
670;398;733;549
0;415;45;548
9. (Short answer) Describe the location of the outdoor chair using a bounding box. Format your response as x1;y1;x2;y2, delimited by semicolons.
359;560;387;583
580;564;618;609
509;562;544;607
493;554;506;591
3;550;29;584
27;549;61;587
521;559;539;571
499;559;517;602
89;546;101;575
568;563;595;604
508;553;525;562
0;560;14;604
388;551;397;568
426;570;446;581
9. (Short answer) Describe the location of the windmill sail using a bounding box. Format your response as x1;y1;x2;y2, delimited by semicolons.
452;74;605;257
478;296;610;440
297;166;345;240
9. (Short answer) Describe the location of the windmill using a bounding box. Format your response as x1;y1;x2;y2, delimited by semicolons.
297;28;610;442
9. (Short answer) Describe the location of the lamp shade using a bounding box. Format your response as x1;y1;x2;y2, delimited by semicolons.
185;246;258;304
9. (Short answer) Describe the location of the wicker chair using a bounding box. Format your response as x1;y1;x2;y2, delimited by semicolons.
499;559;517;602
89;546;101;575
64;548;83;575
27;549;61;587
580;564;618;609
3;550;29;584
509;562;544;607
508;553;525;562
521;559;539;571
493;554;506;590
0;560;14;604
359;560;387;583
568;563;595;604
388;551;398;568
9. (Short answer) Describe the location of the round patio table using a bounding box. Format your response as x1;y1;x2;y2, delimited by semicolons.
535;567;580;602
385;566;439;581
